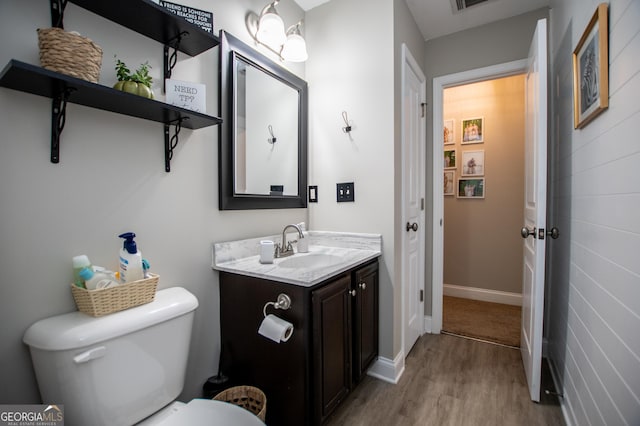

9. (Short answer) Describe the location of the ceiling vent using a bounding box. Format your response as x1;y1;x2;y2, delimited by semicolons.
450;0;491;14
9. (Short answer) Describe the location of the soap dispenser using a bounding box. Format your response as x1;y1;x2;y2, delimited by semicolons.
118;232;144;283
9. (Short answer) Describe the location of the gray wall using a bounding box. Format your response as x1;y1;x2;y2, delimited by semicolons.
0;0;306;404
546;0;640;423
423;8;549;314
305;0;399;359
443;76;525;294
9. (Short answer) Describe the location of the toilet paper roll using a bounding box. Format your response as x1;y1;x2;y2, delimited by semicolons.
258;314;294;343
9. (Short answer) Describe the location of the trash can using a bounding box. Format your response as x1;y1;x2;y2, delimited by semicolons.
213;385;267;422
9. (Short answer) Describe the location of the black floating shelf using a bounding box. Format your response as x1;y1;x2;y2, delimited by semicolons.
0;60;221;129
68;0;219;56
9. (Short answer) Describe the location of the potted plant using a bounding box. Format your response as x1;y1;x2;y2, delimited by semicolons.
113;56;154;99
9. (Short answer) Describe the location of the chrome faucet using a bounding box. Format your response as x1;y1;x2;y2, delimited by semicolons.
275;224;304;258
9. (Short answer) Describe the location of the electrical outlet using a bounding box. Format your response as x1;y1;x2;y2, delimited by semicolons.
336;182;355;202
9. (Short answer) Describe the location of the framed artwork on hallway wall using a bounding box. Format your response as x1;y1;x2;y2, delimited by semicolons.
444;170;455;196
444;149;457;169
444;119;454;145
461;117;484;144
457;178;485;199
461;150;485;176
573;2;608;129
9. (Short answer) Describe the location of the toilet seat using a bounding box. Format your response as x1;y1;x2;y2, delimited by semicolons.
152;399;264;426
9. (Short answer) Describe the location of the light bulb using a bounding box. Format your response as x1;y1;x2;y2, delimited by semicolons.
257;6;286;47
281;33;308;62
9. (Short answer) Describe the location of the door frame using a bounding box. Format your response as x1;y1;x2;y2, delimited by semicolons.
401;43;426;357
431;59;528;333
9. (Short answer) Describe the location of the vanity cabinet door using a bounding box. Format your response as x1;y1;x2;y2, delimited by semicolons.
353;262;379;384
312;274;352;424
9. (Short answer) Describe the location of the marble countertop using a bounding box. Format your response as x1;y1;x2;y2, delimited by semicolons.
212;231;382;287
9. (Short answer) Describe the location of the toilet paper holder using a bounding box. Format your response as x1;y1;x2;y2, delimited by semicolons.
263;293;292;318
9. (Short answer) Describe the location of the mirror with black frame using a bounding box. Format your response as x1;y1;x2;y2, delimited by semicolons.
218;30;308;210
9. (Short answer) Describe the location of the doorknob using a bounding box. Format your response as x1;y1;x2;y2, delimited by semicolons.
547;227;560;239
406;222;418;232
520;227;535;238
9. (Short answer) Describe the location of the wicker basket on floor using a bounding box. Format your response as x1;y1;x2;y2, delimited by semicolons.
213;386;267;421
70;273;159;317
37;27;103;83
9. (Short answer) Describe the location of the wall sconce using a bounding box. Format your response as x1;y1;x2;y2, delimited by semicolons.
252;1;308;62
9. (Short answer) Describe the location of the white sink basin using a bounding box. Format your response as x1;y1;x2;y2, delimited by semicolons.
277;253;344;269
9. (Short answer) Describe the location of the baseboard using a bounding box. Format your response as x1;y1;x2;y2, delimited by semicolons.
443;283;522;306
423;315;432;333
547;357;574;426
367;351;405;384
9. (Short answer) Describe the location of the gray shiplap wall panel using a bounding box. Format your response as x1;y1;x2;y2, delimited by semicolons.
548;0;640;424
565;321;618;424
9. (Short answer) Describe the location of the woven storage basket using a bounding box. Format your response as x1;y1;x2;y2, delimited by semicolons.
37;27;103;83
213;386;267;421
70;273;159;317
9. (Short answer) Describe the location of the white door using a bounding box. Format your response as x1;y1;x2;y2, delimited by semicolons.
401;44;425;357
521;18;548;403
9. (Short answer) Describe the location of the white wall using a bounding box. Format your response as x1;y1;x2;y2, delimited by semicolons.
305;0;397;358
0;0;306;404
546;0;640;424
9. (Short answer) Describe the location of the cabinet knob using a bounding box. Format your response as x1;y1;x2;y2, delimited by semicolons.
359;282;366;290
349;289;357;297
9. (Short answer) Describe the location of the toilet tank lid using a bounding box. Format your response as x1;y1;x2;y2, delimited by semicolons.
23;287;199;351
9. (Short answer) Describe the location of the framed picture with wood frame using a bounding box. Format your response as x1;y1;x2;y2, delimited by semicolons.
573;3;608;129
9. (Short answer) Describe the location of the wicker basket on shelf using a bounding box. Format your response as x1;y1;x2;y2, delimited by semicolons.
37;27;103;83
70;273;159;317
213;386;267;421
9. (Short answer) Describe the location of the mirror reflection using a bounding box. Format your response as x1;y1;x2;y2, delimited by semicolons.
235;58;299;196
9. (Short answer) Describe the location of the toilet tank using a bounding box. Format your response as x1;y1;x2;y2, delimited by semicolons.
23;287;199;426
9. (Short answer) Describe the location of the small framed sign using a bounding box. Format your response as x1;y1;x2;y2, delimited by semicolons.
160;1;213;33
165;79;206;113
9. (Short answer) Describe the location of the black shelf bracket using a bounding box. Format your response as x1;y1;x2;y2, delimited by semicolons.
164;117;188;172
50;87;75;164
163;31;188;92
50;0;67;28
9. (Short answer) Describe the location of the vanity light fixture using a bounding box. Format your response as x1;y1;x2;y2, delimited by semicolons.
253;1;308;62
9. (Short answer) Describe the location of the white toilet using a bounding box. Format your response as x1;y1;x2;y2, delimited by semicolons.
23;287;264;426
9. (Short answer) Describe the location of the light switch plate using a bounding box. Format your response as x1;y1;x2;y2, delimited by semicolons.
309;185;318;203
336;182;355;202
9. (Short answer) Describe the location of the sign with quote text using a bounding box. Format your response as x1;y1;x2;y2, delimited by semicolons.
165;79;206;113
159;1;213;33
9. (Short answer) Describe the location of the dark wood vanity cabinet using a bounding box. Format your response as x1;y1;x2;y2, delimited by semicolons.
352;262;379;384
219;259;378;425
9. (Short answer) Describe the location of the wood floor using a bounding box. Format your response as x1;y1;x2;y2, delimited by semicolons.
325;333;564;426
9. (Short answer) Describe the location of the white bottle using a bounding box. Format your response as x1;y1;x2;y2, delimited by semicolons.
78;267;118;290
118;232;144;283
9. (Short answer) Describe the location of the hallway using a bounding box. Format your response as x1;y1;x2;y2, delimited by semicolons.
326;333;563;425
